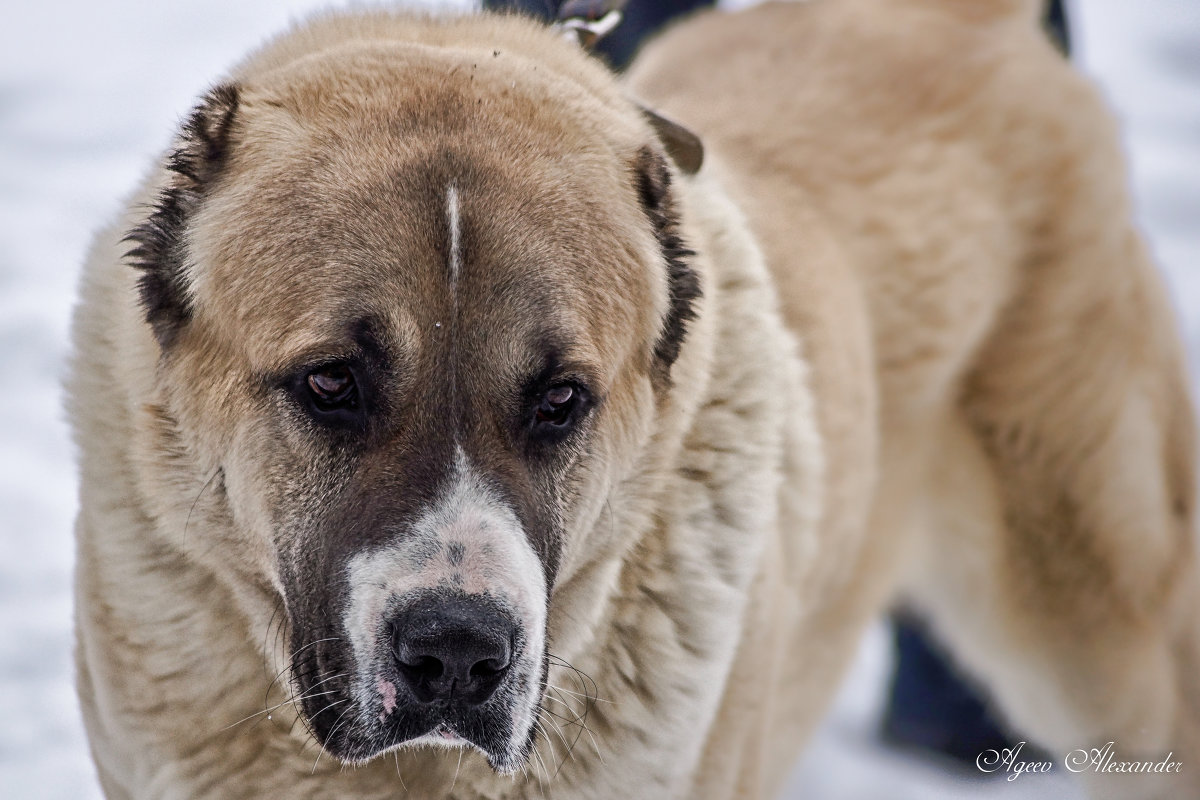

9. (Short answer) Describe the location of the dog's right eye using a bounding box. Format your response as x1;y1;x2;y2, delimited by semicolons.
299;364;362;424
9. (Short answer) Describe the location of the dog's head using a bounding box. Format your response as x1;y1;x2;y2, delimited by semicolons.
128;14;703;773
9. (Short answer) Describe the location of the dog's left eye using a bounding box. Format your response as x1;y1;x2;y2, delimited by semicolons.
308;365;355;404
529;382;593;441
535;385;576;427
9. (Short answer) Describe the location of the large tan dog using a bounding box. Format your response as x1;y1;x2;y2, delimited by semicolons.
68;1;1199;798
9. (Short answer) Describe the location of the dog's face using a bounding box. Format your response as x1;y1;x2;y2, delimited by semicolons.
129;25;699;774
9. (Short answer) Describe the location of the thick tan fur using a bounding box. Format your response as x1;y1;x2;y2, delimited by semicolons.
70;1;1198;798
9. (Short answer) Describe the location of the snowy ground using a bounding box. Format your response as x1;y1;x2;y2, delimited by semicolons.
1;1;1196;798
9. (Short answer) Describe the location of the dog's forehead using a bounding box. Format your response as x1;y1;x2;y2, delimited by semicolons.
187;47;664;375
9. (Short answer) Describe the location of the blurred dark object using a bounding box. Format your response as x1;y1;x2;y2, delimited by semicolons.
589;0;713;69
482;0;713;70
1044;0;1071;55
882;615;1017;767
484;0;1068;67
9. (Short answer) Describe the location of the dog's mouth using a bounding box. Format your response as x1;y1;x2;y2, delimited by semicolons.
303;685;536;773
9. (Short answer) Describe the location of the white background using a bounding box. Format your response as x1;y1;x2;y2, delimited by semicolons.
1;1;1196;797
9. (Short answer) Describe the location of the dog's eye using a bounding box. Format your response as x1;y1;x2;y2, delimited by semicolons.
306;365;358;410
534;384;577;428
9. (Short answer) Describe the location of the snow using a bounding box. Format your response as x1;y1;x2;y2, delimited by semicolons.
1;1;1195;797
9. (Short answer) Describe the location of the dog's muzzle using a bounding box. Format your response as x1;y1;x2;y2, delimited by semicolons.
328;452;550;770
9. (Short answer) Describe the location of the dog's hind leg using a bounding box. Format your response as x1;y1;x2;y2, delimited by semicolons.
901;198;1200;798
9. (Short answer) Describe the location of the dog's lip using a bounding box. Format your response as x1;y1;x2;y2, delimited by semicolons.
385;720;467;746
362;717;524;775
377;707;487;747
357;689;525;765
396;718;463;742
431;721;467;744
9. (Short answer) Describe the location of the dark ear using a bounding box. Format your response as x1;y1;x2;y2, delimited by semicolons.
640;107;703;175
125;83;240;349
633;146;701;380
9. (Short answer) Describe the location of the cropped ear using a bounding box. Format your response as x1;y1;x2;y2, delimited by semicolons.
633;146;701;380
125;83;240;349
640;107;703;175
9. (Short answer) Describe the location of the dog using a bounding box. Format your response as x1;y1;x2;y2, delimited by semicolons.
68;1;1200;797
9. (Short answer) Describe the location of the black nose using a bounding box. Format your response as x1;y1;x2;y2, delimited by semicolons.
390;594;516;707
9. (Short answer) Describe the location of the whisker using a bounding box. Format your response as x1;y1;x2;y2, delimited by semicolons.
543;682;608;704
546;657;607;703
540;691;588;720
546;687;603;763
540;704;589;733
543;694;589;767
450;746;464;793
182;467;220;552
307;696;349;724
312;703;356;774
222;668;347;736
392;750;408;791
530;737;550;787
220;688;333;732
283;653;345;744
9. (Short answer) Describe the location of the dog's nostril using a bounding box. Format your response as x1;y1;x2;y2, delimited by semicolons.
400;654;444;680
470;656;507;678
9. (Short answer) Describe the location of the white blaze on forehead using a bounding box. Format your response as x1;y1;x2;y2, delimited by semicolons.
445;183;462;409
447;184;461;289
344;448;547;722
